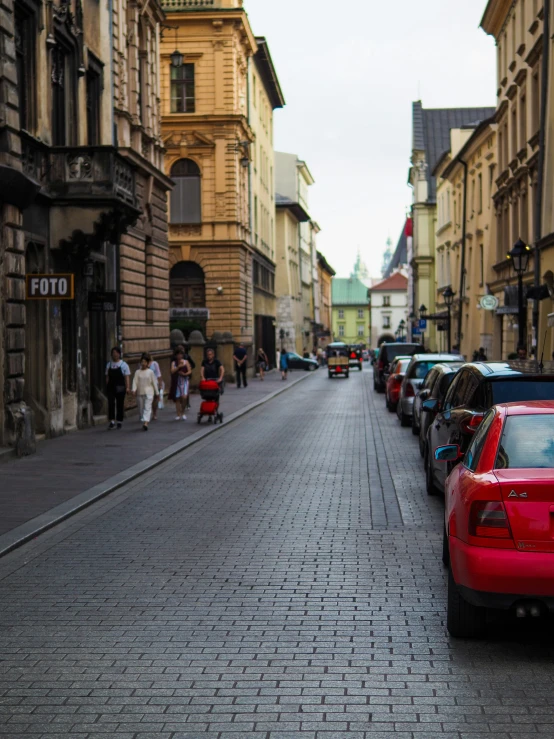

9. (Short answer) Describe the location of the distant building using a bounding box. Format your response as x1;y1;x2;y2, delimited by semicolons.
331;277;370;345
317;252;336;350
369;272;408;347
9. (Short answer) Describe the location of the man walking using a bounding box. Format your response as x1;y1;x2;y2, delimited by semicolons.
233;343;248;388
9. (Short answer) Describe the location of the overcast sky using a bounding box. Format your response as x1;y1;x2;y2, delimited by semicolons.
246;0;497;279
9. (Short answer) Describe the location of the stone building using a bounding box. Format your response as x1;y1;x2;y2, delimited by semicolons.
481;0;545;356
0;0;171;452
316;251;335;351
331;277;370;346
369;272;408;348
160;0;284;368
434;119;498;358
408;102;495;350
275;152;317;354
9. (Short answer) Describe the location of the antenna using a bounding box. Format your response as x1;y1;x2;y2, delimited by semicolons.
539;328;548;374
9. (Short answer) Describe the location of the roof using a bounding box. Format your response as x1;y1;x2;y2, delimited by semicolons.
410;353;464;362
503;401;554;414
384;222;408;278
370;272;408;292
412;102;496;202
466;362;554;377
254;37;285;110
441;115;496;179
275;193;310;222
331;277;369;306
317;251;336;276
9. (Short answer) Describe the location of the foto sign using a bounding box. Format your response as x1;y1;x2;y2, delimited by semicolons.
26;274;74;299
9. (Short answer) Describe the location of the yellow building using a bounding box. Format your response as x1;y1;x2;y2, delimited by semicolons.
160;0;283;365
408;102;494;350
317;252;336;350
481;0;544;356
433;120;498;357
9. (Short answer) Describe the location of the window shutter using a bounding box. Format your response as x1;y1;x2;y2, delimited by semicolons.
181;177;201;223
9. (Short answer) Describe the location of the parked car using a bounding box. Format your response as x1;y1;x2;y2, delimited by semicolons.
416;363;463;458
436;401;554;638
396;353;463;427
374;342;423;393
424;362;554;497
348;345;363;371
285;352;318;371
385;357;412;412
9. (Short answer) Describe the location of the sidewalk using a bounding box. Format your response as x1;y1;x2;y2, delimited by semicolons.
0;370;307;541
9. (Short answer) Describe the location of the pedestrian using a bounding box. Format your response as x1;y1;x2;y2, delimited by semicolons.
256;347;269;381
201;348;225;383
477;347;488;361
148;353;163;420
168;348;192;420
517;344;528;360
132;353;160;431
280;350;289;380
105;346;131;430
233;342;248;388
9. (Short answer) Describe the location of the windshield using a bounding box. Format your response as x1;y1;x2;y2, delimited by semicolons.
496;414;554;469
491;380;554;404
396;359;411;373
409;361;439;379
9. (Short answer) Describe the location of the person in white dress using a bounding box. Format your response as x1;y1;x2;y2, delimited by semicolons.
132;353;160;431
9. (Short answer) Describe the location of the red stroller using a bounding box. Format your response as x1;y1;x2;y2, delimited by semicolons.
197;380;223;424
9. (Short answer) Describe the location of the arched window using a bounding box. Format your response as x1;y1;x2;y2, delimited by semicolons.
170;261;206;308
170;158;201;224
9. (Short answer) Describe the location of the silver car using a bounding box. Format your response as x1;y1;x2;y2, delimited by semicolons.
396;353;464;427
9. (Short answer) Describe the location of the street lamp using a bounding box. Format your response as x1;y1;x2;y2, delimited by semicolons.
397;319;406;341
443;286;455;353
507;238;531;351
419;304;427;348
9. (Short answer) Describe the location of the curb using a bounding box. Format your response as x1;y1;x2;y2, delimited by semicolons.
0;371;314;559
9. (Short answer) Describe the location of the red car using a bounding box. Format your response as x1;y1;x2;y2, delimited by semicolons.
385;357;411;412
436;401;554;638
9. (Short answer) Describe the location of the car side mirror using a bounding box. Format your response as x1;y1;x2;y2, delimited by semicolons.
422;399;439;414
434;445;463;462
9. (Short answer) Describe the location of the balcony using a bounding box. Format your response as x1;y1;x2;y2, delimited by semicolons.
161;0;242;10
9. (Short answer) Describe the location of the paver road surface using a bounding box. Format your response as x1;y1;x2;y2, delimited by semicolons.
1;369;554;739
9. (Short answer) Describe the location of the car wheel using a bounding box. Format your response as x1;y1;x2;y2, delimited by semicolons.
328;371;333;379
400;411;411;427
411;420;419;436
358;364;362;371
447;566;486;638
308;364;317;371
442;527;450;567
425;451;438;496
419;432;426;458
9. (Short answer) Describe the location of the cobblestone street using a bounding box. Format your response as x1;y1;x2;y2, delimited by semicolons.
2;368;554;738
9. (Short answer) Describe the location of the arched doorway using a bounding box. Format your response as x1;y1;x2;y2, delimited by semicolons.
170;261;207;337
378;333;395;345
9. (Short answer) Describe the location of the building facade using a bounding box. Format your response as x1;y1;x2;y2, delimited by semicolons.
433;120;498;357
0;0;170;452
317;251;335;350
481;0;545;357
331;277;370;345
408;102;495;350
275;152;316;354
369;272;408;348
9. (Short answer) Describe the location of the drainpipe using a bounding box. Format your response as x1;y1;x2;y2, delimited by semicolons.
533;0;550;353
457;157;468;349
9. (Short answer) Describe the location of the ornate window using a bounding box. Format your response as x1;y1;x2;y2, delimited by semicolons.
52;40;77;145
86;56;103;146
170;159;201;224
170;64;195;113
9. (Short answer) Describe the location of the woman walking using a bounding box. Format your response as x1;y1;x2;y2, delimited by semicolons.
105;347;131;430
148;354;163;420
132;353;160;431
169;347;192;420
280;350;289;380
256;347;269;381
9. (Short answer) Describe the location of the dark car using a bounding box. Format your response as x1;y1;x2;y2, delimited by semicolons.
348;344;363;371
374;342;424;393
415;362;463;458
399;354;464;429
285;352;318;371
424;362;554;496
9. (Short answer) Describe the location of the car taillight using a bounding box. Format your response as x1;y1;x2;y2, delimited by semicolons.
336;366;342;372
469;501;512;539
393;375;403;384
461;413;485;434
405;383;415;397
350;352;356;359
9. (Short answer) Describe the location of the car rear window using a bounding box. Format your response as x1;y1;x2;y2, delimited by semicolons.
496;415;554;469
491;380;554;404
384;345;421;362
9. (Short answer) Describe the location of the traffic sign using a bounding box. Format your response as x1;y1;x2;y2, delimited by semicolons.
412;327;421;336
419;319;427;330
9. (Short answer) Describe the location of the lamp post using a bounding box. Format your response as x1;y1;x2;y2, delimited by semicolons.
397;319;406;341
419;304;427;348
507;238;531;351
443;287;455;353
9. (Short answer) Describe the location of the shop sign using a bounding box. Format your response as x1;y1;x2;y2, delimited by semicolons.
170;307;210;320
88;291;118;312
480;295;499;311
26;274;74;299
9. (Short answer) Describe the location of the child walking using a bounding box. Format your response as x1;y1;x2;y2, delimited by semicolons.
132;353;160;431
